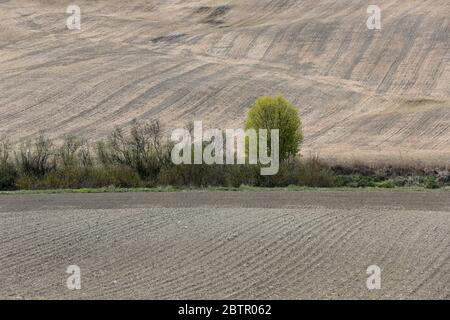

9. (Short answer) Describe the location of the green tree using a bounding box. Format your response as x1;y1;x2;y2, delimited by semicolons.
244;96;303;161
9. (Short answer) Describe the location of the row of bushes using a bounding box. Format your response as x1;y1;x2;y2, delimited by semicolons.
330;162;450;189
0;120;335;190
0;121;448;191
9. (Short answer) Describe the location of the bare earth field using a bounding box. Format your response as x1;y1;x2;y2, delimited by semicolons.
0;191;449;299
0;0;449;163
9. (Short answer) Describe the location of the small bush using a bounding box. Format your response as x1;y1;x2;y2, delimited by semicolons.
425;176;440;189
0;162;17;190
15;175;35;190
296;157;335;187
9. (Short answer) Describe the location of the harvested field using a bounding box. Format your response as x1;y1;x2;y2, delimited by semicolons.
0;191;449;299
0;0;449;163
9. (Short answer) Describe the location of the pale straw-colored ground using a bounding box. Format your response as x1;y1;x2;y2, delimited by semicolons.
0;0;449;164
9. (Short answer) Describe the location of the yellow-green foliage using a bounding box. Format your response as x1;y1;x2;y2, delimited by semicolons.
244;96;303;161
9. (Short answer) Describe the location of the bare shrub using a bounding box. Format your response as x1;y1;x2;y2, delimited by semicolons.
98;120;172;179
16;135;56;177
78;139;93;168
58;135;92;168
0;137;12;165
0;137;17;190
58;135;82;168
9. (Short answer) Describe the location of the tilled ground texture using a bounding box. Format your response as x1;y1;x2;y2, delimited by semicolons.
0;191;449;299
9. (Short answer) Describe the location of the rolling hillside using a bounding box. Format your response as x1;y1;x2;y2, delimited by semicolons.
0;0;449;163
